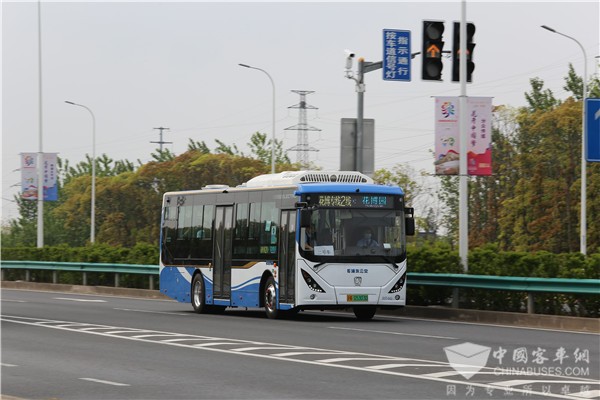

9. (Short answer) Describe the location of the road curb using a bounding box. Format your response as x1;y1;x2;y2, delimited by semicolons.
1;281;169;300
383;306;599;333
3;281;598;333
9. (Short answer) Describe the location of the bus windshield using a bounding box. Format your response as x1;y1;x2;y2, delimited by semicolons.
299;207;407;263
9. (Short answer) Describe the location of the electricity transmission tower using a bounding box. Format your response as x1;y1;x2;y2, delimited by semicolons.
285;90;320;168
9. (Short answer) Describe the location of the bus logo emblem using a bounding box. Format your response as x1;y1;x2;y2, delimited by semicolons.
354;277;362;286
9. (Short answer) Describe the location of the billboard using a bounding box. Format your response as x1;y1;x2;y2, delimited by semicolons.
21;152;58;201
434;97;492;176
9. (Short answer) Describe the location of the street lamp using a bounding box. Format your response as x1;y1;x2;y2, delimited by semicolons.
65;100;96;243
238;63;276;174
541;25;588;255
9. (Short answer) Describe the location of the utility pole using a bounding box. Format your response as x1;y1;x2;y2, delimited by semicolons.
151;127;172;152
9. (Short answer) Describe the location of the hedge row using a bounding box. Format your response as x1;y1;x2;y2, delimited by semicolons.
2;244;598;317
1;243;159;265
406;245;599;317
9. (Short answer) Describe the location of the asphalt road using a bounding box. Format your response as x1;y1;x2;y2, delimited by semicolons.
2;288;598;400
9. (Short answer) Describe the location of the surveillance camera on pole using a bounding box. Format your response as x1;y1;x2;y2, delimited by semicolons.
344;49;356;77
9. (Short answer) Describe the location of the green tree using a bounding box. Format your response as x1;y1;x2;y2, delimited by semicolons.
524;77;559;112
151;148;176;162
187;138;210;153
247;131;291;166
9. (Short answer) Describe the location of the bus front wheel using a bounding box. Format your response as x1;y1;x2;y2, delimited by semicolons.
353;306;376;321
191;273;208;314
263;276;280;319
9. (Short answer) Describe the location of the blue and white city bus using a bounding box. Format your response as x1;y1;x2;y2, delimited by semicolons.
159;170;415;320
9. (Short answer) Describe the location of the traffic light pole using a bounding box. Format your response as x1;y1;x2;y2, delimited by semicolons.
459;0;469;272
354;58;382;174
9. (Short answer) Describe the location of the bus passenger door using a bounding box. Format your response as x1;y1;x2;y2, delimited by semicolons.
213;205;233;301
278;210;296;305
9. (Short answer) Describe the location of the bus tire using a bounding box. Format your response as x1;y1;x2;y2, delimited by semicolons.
191;273;209;314
353;306;376;321
263;276;280;319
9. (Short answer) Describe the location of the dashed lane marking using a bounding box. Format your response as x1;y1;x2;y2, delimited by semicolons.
79;378;130;387
54;298;107;303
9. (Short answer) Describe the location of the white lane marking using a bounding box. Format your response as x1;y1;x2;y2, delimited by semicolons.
192;342;241;348
366;363;451;370
272;351;354;357
130;333;182;339
79;327;125;331
233;346;301;352
161;337;219;343
493;379;600;387
114;307;190;316
3;315;593;400
571;390;600;399
328;326;458;340
1;363;19;367
103;330;155;335
423;370;462;378
55;323;96;328
54;297;106;303
317;357;410;363
79;378;130;387
1;299;28;303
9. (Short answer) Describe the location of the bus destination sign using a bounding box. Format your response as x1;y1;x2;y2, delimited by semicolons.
313;194;394;209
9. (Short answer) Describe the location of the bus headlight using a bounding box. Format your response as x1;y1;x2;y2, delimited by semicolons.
301;269;326;293
388;272;406;293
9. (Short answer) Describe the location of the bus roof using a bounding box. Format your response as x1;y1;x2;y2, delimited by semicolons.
244;170;372;187
163;171;404;197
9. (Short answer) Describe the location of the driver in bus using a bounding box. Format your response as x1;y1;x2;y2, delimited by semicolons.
302;226;314;251
356;227;380;248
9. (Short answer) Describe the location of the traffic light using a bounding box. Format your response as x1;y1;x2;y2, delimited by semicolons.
421;21;445;81
452;22;476;82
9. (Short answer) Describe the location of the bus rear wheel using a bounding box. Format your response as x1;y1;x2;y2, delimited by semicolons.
191;273;209;314
263;276;280;319
353;306;376;321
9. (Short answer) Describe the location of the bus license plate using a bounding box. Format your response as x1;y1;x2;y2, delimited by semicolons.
347;294;369;302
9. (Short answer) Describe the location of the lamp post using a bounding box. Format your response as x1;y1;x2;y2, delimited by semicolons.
37;0;44;247
65;100;96;243
541;25;588;255
238;63;276;174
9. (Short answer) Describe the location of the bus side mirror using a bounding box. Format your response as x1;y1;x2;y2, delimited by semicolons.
404;207;415;236
300;209;311;228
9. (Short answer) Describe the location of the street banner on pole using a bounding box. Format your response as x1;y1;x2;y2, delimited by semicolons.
586;98;600;162
434;96;492;175
21;152;58;201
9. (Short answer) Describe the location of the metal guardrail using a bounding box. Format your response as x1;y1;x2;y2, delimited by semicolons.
408;273;599;294
1;261;598;314
0;261;158;290
409;272;599;313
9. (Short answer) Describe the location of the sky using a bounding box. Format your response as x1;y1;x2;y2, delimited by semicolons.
2;1;599;223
